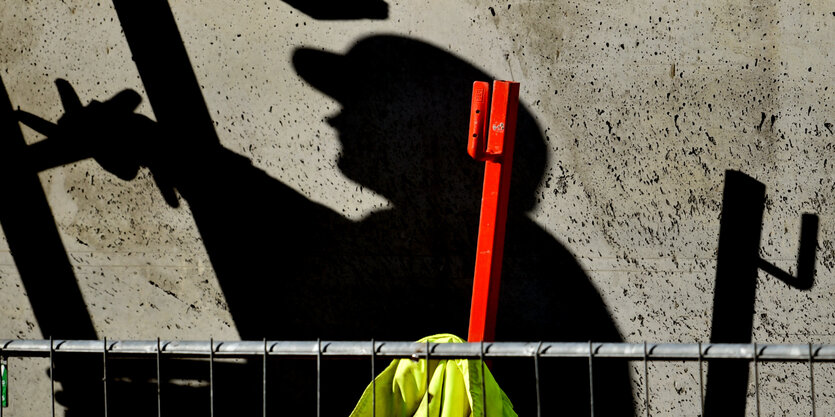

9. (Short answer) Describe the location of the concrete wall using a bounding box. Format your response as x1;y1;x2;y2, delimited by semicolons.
1;0;833;415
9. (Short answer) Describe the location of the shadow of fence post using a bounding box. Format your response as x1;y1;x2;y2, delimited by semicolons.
705;169;818;416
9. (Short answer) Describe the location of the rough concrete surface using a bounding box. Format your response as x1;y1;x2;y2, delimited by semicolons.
0;0;833;415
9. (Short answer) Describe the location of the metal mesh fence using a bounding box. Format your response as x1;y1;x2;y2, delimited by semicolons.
0;339;832;416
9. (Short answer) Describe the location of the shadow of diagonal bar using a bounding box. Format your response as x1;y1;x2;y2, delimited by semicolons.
112;0;221;208
0;76;97;341
112;0;218;145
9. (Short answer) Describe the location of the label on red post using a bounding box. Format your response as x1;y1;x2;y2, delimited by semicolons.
468;81;491;160
486;81;511;155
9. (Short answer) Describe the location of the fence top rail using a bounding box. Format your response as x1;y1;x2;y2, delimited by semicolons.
0;340;833;361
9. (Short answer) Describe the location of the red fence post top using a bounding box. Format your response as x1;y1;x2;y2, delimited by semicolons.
467;80;520;343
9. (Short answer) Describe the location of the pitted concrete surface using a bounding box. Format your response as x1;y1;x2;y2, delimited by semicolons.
1;0;833;415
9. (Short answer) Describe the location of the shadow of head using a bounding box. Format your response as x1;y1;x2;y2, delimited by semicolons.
292;35;547;214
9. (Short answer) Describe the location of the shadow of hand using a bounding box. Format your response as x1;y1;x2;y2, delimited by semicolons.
16;79;180;206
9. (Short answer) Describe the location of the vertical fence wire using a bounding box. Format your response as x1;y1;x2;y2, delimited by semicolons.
103;337;108;417
156;338;161;417
0;341;4;417
209;338;214;417
263;339;267;417
426;340;431;417
643;341;649;417
50;336;55;417
480;341;486;417
317;338;321;417
534;341;543;417
588;341;595;417
809;343;817;417
698;342;704;416
754;343;760;417
371;339;376;417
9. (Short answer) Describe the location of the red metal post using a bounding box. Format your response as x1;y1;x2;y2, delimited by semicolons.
467;80;520;343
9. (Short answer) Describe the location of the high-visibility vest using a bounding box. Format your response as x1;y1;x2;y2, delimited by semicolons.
350;334;517;417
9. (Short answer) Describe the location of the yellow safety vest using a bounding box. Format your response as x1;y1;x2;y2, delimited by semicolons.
349;334;517;417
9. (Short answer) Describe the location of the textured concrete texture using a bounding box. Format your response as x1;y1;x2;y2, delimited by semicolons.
1;0;834;415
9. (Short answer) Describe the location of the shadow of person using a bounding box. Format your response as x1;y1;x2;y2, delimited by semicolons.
292;35;634;416
17;36;633;416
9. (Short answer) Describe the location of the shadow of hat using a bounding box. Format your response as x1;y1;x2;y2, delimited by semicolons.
292;35;548;212
292;35;485;104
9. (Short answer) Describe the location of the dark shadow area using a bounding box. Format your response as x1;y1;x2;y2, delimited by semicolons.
52;354;271;416
0;77;103;414
9;0;631;413
280;0;388;20
705;170;818;417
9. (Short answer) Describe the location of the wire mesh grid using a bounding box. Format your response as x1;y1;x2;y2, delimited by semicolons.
0;339;833;416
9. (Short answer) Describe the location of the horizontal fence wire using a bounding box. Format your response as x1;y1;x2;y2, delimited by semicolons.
1;340;835;361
